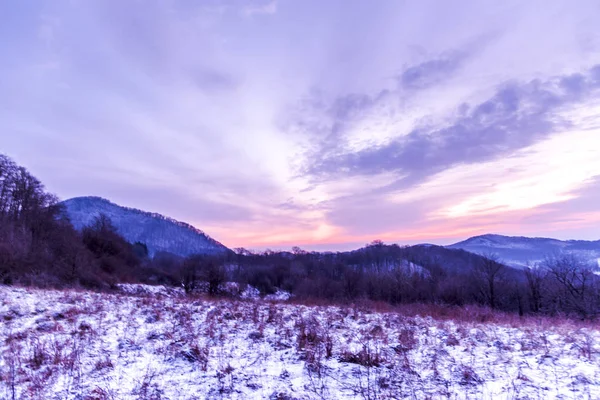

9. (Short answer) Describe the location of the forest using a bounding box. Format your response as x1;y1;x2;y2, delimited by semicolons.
1;153;599;319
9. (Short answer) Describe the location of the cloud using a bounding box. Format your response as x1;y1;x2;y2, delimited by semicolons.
303;64;600;190
399;51;468;90
189;68;239;93
315;125;600;244
243;0;278;16
38;15;60;49
3;0;600;250
397;31;497;91
284;42;485;158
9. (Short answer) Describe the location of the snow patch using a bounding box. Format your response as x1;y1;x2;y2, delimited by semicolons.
264;290;291;301
116;283;185;297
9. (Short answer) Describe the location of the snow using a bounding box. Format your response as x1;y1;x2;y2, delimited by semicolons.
240;285;260;300
116;283;185;297
449;234;600;268
61;196;229;257
264;290;292;301
1;285;599;399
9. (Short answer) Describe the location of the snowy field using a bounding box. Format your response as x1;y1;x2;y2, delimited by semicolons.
1;285;599;399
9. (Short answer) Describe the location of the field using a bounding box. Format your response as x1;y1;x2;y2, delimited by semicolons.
1;285;599;399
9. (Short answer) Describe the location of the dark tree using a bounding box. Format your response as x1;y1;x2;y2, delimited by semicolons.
473;254;505;309
544;254;599;318
525;264;547;313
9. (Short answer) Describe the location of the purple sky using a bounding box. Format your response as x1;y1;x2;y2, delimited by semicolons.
2;0;600;250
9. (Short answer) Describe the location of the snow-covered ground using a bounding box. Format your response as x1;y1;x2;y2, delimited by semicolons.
1;285;599;399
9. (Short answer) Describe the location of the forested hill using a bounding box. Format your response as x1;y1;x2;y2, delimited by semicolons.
62;196;230;257
448;234;600;267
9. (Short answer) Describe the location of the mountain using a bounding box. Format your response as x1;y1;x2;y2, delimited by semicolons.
61;197;230;257
448;234;600;268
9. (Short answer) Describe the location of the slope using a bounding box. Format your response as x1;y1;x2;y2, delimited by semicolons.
61;196;230;257
448;234;600;267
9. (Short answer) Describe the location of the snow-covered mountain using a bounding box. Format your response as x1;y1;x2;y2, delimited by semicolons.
448;234;600;268
61;196;230;257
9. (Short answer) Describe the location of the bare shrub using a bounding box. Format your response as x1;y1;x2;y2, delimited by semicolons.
267;304;278;324
296;316;322;351
94;357;114;372
50;338;66;366
573;332;596;360
217;364;235;394
133;368;163;400
84;387;113;400
397;327;418;351
325;334;334;359
5;331;27;343
29;338;48;370
340;343;384;368
445;334;460;346
248;331;264;341
3;337;22;400
459;365;483;386
180;344;209;371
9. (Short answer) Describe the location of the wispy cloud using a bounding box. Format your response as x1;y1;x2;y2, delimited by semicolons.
243;0;278;17
303;65;600;188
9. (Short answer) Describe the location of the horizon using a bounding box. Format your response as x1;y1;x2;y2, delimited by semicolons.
3;1;600;250
62;195;600;253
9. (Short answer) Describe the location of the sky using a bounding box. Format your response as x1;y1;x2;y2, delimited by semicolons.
2;0;600;251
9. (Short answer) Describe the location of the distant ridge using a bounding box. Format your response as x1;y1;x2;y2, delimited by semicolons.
61;196;230;257
448;234;600;267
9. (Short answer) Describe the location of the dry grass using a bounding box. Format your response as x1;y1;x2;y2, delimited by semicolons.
1;285;599;399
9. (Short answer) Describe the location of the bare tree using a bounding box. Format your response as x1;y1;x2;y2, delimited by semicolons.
181;256;200;294
474;254;505;309
544;253;599;318
203;260;226;297
525;263;547;313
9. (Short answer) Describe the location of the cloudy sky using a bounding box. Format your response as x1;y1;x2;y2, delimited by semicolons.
2;0;600;250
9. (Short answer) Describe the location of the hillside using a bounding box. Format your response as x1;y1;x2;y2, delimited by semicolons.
448;234;600;268
345;242;518;275
1;285;598;399
61;197;229;257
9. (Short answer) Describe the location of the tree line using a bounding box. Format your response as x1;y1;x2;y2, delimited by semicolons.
0;154;148;287
1;153;599;319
